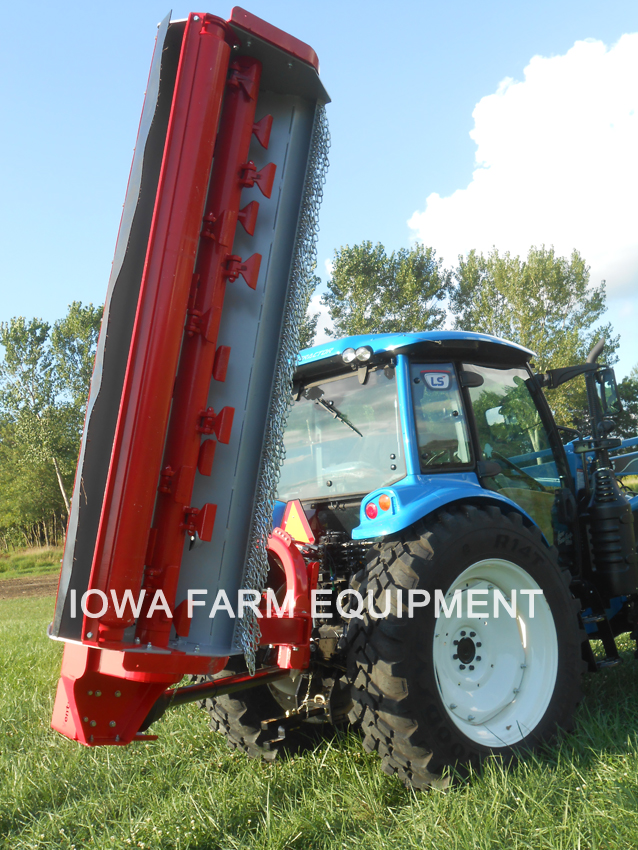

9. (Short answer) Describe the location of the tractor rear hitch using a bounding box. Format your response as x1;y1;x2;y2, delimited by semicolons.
139;666;290;732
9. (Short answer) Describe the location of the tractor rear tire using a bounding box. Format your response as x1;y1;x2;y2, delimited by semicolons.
199;657;324;761
346;504;586;789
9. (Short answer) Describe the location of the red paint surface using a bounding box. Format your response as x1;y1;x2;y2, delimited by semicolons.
137;54;268;648
85;15;234;643
230;6;320;71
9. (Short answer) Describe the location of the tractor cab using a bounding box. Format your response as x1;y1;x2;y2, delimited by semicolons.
280;330;638;601
278;331;573;547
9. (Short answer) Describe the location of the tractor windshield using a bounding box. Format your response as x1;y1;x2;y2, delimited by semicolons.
278;366;406;501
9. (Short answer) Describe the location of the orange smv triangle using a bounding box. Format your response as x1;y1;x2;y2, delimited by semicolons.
281;500;315;544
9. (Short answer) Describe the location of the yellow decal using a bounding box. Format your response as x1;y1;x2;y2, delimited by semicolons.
281;500;315;544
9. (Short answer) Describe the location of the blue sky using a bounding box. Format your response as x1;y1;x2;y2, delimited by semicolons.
1;0;636;377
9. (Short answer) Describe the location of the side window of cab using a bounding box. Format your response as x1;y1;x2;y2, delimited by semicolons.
463;362;560;542
410;363;473;471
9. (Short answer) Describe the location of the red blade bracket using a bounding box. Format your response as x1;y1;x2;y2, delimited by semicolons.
252;114;273;148
223;253;262;289
197;406;234;443
181;503;217;541
226;59;260;100
239;161;276;198
237;200;259;235
195;503;217;542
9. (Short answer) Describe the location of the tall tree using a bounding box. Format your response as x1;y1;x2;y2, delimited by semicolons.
451;246;618;426
0;302;102;513
299;309;319;350
50;301;103;418
297;272;321;350
615;363;638;439
0;417;67;548
321;242;450;337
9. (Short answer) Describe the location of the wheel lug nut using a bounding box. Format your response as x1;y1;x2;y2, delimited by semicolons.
460;631;466;636
459;664;466;670
470;632;476;637
469;665;475;670
453;640;459;645
476;656;481;661
453;654;458;659
476;642;482;647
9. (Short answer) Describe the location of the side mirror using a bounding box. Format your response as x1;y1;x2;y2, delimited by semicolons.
485;406;505;428
459;370;484;388
556;425;582;444
597;367;623;416
304;386;324;401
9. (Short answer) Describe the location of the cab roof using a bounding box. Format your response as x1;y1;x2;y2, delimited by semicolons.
295;331;535;381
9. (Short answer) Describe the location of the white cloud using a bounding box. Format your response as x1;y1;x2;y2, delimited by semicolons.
409;34;638;296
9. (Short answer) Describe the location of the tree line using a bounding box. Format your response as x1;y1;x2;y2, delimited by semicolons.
1;244;636;549
0;303;102;549
314;242;637;435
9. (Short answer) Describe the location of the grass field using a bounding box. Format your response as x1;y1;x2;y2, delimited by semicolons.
2;596;638;850
0;547;63;580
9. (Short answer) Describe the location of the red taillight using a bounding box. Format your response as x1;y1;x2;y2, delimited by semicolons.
365;502;378;519
378;494;391;512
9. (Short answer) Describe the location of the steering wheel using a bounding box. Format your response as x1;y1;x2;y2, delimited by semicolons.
420;440;458;467
421;449;452;467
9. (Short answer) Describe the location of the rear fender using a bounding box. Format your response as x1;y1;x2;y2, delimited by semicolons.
352;472;546;543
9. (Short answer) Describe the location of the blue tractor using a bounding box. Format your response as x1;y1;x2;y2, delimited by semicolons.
202;330;638;788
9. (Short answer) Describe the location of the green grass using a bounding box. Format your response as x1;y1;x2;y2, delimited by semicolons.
0;547;63;580
2;596;638;850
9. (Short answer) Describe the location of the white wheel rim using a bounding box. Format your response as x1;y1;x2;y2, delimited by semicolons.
432;558;558;748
